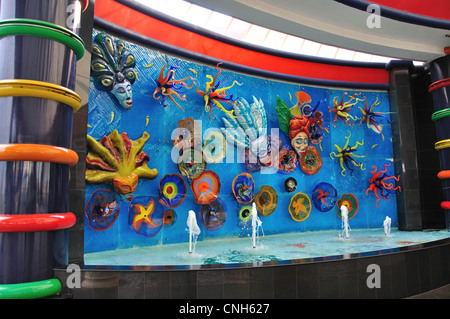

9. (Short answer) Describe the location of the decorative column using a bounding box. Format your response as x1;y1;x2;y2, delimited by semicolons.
430;49;450;231
0;0;88;298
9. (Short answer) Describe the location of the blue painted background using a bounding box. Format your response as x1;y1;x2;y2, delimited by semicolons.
85;30;399;253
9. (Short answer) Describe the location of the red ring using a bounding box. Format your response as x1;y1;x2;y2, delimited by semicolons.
0;213;76;232
0;144;78;166
429;78;450;93
437;170;450;179
440;202;450;210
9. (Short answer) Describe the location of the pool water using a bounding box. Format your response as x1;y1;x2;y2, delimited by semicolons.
84;228;450;266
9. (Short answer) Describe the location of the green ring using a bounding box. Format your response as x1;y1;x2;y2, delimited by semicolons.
432;108;450;121
0;18;85;60
0;278;61;299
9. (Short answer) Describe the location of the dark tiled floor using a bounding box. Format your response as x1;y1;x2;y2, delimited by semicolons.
407;284;450;299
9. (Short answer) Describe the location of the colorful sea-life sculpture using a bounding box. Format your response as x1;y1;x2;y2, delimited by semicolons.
172;117;201;151
330;131;366;176
163;209;177;226
190;170;221;205
128;196;165;237
254;185;278;217
275;147;297;173
195;63;241;120
200;198;227;231
329;92;363;127
152;53;195;110
202;130;227;164
289;192;311;222
359;96;391;135
221;97;277;168
177;148;205;180
85;130;158;201
91;33;137;110
366;163;401;208
85;189;119;231
311;182;337;212
284;177;297;193
232;172;255;204
237;205;253;223
299;146;323;175
289;91;312;116
158;174;187;208
337;193;358;219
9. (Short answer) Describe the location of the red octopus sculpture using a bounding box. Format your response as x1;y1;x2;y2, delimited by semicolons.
366;163;401;208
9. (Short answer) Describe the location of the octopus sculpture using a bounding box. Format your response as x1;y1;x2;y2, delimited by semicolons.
330;131;366;176
91;33;137;110
152;53;195;110
85;130;158;202
366;163;401;208
359;96;391;135
329;92;364;127
195;63;241;120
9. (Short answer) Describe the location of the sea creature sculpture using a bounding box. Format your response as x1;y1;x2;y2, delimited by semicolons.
359;96;391;134
85;189;119;231
330;131;366;176
200;198;227;231
337;193;358;220
195;63;241;120
91;33;137;110
288;192;311;222
221;97;277;167
232;172;255;204
311;182;337;212
85;130;158;201
254;185;278;217
152;53;195;110
158;174;187;208
128;196;166;237
190;170;221;205
366;163;401;208
328;92;363;127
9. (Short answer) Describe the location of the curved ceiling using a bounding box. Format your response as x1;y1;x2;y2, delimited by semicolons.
187;0;450;62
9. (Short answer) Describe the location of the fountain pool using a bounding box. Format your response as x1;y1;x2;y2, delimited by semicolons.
84;228;450;267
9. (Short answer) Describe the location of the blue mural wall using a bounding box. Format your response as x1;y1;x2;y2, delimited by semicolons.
84;30;400;253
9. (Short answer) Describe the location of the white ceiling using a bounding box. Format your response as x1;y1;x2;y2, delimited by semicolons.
186;0;450;62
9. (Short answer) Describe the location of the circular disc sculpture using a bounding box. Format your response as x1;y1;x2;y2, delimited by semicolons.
289;192;312;222
232;172;255;204
299;146;322;175
177;148;205;180
337;193;358;220
254;185;278;217
158;174;187;208
311;182;337;212
200;198;227;231
85;189;119;231
190;170;221;205
128;196;165;237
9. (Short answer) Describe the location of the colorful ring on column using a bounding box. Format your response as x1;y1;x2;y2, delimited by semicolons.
0;144;78;166
434;139;450;150
79;0;89;12
440;202;450;210
437;170;450;179
0;213;76;233
0;279;61;299
429;78;450;93
0;79;82;112
432;108;450;121
0;18;85;60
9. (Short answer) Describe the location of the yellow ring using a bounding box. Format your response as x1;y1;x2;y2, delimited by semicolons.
434;139;450;150
0;79;81;112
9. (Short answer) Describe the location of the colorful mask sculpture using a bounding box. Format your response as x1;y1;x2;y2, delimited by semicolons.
311;182;337;212
232;172;255;204
366;163;401;208
85;189;119;231
85;130;158;202
200;198;227;231
91;33;137;110
195;62;241;120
